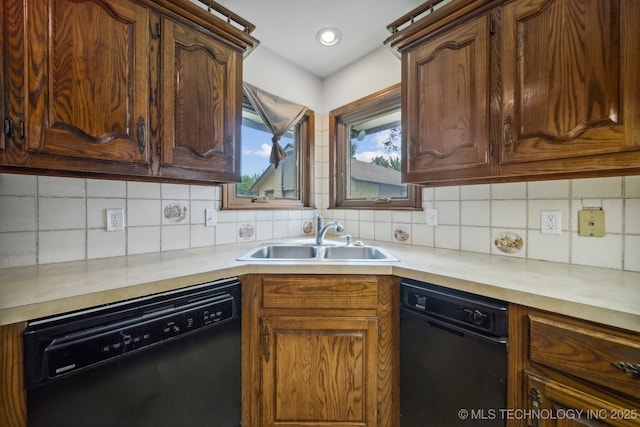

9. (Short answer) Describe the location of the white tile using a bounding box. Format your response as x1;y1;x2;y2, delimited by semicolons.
527;200;569;230
216;222;238;244
256;210;274;222
461;201;490;227
392;211;412;223
571;233;622;270
625;175;640;198
162;201;190;225
491;182;526;199
528;180;569;199
39;230;85;264
127;199;161;227
572;177;622;198
411;223;434;247
127;181;161;199
435;201;459;225
624;235;640;272
238;210;257;222
190;201;215;225
460;184;490;200
421;187;435;203
38;176;85;197
218;209;238;223
435;225;460;250
190;185;218;200
87;198;126;229
460;226;490;254
374;210;392;222
602;199;623;234
344;219;359;238
162;225;190;251
625;199;640;234
434;186;459;201
256;221;274;241
87;179;126;198
162;183;190;200
87;229;126;259
528;231;570;263
0;196;36;232
360;210;375;221
190;224;215;248
38;198;86;230
127;226;160;255
359;221;376;240
392;224;412;245
491;200;527;229
374;221;392;242
0;232;37;267
0;174;36;196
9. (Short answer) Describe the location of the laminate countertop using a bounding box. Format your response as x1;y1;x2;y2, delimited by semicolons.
1;239;638;332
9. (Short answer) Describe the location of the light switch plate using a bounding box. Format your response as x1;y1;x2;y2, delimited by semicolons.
578;209;605;237
426;208;438;226
205;208;217;227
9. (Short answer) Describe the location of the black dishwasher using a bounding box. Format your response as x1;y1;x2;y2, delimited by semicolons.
400;279;508;426
24;277;241;427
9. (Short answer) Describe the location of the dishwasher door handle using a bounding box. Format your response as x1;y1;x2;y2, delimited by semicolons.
400;307;507;345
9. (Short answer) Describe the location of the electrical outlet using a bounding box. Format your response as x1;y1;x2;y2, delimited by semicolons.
540;211;561;235
205;208;217;227
426;208;438;226
106;208;125;232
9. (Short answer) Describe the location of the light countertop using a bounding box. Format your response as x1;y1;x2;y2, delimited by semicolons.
1;239;639;332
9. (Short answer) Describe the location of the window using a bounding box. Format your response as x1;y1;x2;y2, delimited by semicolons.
329;84;420;209
223;96;314;209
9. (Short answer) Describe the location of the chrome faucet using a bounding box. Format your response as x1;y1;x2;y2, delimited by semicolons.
316;212;344;245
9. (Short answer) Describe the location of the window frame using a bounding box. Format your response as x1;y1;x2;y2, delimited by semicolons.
222;107;314;210
329;84;421;210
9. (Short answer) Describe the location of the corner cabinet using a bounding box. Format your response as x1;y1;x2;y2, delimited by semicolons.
1;0;256;183
387;0;640;186
241;274;400;427
513;307;640;427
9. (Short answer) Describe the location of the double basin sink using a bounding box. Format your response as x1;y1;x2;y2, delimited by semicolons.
237;241;399;262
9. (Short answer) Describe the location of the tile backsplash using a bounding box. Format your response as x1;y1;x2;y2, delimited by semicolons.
1;172;638;272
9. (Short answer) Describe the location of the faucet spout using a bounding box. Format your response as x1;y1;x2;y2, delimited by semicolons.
315;212;344;245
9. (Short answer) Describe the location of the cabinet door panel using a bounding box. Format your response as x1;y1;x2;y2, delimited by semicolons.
261;316;378;427
501;0;640;164
161;17;240;180
26;0;149;163
404;14;491;182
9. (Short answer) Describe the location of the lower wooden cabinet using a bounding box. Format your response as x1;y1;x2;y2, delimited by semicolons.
515;307;640;427
241;274;400;427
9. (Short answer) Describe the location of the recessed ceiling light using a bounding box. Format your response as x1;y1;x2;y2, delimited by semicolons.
316;27;342;46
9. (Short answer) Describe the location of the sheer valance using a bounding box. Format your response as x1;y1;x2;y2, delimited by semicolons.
242;82;308;168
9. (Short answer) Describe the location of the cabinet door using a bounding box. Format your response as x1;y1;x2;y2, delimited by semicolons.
261;316;379;427
25;0;150;166
500;0;640;174
403;14;493;183
160;17;240;182
525;371;640;427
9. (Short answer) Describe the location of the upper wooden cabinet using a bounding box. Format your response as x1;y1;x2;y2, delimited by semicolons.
402;13;494;183
386;0;640;185
1;0;257;183
159;16;240;182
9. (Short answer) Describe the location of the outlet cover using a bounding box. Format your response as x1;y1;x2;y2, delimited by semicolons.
106;208;125;232
540;211;561;235
578;209;605;237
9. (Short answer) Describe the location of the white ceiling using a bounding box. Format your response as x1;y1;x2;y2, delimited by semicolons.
214;0;425;79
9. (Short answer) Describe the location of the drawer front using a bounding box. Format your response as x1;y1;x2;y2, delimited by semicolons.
262;275;378;310
529;315;640;400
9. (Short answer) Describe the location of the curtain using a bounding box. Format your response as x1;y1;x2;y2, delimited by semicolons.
243;82;308;168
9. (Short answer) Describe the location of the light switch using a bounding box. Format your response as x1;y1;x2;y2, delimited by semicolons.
578;209;605;237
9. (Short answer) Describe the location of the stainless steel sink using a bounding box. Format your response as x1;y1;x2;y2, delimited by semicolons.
242;244;318;259
237;242;398;262
322;246;391;260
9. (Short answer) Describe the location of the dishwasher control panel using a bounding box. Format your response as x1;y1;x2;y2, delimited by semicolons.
401;279;507;337
24;278;240;389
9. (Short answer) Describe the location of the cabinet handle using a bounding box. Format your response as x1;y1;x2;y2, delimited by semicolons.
137;116;146;156
612;361;640;378
528;387;542;427
503;116;513;154
262;326;271;362
4;118;13;138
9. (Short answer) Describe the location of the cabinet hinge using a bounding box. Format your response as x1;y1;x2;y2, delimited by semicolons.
4;118;13;138
377;409;381;425
154;22;161;38
489;140;494;156
378;324;382;340
490;19;496;35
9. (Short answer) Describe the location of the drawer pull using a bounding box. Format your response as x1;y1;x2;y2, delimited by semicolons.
612;361;640;378
528;387;542;427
